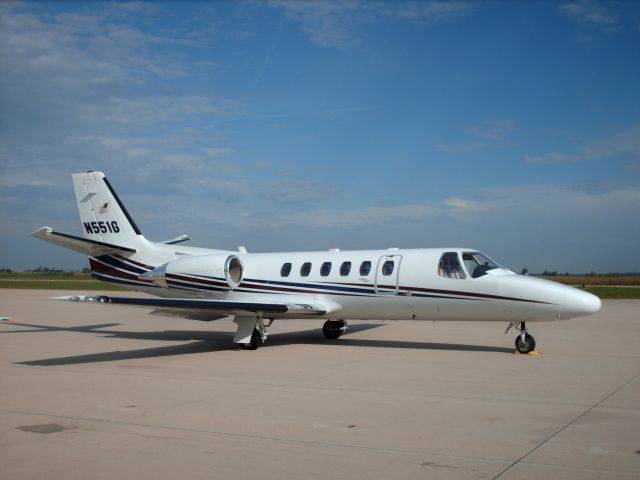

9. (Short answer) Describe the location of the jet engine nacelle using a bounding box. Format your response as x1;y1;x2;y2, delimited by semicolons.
140;254;244;290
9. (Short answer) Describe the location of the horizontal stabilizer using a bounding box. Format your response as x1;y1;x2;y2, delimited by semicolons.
161;234;190;245
31;227;136;256
50;295;328;316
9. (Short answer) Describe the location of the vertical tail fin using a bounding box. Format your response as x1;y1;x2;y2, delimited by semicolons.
73;171;144;249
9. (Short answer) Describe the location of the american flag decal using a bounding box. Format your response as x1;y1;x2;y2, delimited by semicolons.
98;202;109;214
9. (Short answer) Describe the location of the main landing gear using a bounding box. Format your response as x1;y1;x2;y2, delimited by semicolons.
513;321;536;354
322;320;348;340
241;327;263;350
234;316;271;350
233;317;350;350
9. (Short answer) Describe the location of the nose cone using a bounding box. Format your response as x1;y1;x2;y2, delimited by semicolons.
560;286;601;318
576;289;601;315
502;275;602;320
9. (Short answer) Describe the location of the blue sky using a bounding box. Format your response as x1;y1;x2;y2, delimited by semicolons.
1;0;639;273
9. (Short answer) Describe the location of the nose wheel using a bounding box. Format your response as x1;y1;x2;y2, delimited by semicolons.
514;322;536;354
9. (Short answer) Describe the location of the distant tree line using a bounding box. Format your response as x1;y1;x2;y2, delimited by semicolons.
25;267;70;273
540;271;572;276
521;269;640;277
0;267;91;274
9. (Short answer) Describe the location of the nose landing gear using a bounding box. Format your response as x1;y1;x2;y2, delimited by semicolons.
514;321;536;354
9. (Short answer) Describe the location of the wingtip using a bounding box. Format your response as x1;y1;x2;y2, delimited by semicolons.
50;295;82;301
49;295;110;303
30;226;53;237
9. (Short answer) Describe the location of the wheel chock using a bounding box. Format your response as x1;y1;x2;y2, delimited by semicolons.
527;350;540;356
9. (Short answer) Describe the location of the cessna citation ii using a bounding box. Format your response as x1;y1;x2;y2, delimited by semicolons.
32;171;601;352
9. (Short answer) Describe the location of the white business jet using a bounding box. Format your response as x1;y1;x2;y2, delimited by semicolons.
32;171;601;352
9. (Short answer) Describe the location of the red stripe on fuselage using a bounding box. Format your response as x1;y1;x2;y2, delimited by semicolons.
90;257;154;283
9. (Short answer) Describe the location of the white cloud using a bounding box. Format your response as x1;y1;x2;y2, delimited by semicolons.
202;147;236;159
559;1;619;27
524;152;580;165
270;0;362;47
444;197;492;212
462;120;515;141
276;203;440;228
0;3;238;193
268;195;496;229
525;123;640;165
589;123;640;158
269;0;473;48
0;172;61;188
123;179;640;272
436;120;514;153
381;1;473;23
436;142;483;153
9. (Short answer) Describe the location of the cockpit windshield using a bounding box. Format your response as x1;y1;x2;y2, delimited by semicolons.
462;252;502;278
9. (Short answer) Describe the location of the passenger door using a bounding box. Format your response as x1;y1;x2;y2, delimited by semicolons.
375;255;402;295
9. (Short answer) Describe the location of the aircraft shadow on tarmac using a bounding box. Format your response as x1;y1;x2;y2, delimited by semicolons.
4;321;513;366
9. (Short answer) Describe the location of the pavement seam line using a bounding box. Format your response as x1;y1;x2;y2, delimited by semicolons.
491;370;640;479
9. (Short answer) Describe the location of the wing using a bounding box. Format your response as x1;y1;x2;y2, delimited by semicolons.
51;295;329;320
31;227;136;256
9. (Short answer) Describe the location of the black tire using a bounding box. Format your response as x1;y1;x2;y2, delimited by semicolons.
515;333;536;354
241;329;262;350
323;320;343;340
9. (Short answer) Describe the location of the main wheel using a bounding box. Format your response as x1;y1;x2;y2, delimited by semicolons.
241;328;262;350
515;333;536;354
323;320;345;340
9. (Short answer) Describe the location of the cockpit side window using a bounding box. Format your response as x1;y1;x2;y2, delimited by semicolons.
462;251;502;278
437;252;467;279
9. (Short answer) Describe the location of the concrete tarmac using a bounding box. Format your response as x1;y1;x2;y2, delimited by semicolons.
1;289;639;480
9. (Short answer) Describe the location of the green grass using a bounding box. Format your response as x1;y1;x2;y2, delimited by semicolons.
580;286;640;299
542;275;640;286
0;272;125;290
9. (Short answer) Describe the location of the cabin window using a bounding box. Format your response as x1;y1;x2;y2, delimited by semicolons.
300;262;311;277
381;260;394;276
340;261;351;276
359;261;371;276
280;262;292;277
462;252;502;278
438;252;466;279
320;262;332;277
